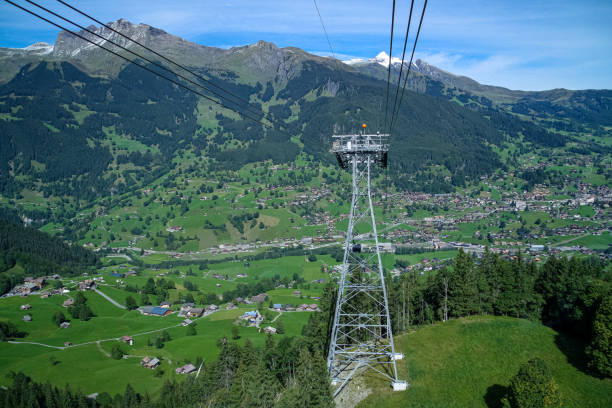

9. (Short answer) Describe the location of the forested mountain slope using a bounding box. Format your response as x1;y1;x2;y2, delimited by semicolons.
1;19;588;199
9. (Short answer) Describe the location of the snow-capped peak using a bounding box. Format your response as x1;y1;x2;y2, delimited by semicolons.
343;51;409;67
374;51;402;67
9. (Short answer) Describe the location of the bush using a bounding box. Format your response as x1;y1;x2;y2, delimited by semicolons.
125;296;138;310
111;344;124;360
52;311;67;327
502;358;562;408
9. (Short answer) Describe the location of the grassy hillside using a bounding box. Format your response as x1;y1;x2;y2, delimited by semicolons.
354;316;611;408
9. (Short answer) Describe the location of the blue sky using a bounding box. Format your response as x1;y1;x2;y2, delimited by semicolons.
1;0;611;90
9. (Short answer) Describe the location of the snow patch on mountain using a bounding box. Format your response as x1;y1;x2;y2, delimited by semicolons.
23;42;54;55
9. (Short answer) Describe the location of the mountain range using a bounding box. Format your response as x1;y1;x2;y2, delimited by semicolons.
0;19;610;206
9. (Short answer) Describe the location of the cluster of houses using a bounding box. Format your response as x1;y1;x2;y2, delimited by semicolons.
179;302;219;318
271;303;319;312
7;277;47;296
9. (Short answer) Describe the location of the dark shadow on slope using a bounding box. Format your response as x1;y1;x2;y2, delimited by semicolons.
553;332;591;376
484;384;507;408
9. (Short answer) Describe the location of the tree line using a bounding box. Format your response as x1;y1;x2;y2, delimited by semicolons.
386;249;611;377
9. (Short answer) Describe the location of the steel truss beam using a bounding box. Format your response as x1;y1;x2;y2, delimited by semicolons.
328;133;406;396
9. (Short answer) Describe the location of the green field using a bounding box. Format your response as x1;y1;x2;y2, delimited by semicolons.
0;288;313;397
355;316;612;408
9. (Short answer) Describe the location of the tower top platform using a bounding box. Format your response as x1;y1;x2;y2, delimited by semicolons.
332;133;389;169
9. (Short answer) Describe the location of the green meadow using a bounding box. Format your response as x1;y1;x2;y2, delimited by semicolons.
356;316;612;408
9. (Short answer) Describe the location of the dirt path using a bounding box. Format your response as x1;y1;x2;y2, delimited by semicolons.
96;341;110;357
271;311;282;323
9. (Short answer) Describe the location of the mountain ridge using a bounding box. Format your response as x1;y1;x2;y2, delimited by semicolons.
0;18;608;205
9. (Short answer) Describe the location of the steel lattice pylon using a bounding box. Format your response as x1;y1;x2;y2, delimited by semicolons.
328;131;407;396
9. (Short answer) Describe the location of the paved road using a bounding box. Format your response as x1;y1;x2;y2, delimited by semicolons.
551;233;590;247
7;310;217;350
7;341;64;350
94;288;126;309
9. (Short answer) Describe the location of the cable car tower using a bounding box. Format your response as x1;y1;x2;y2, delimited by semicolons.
328;124;407;395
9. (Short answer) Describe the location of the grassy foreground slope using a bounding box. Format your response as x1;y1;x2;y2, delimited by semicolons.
358;316;611;408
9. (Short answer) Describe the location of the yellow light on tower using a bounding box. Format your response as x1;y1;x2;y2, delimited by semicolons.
362;123;367;129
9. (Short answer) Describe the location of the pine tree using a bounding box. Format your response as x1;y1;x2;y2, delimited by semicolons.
586;296;612;377
448;249;478;317
216;337;240;390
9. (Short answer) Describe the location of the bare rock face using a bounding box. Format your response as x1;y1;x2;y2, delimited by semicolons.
53;19;170;58
0;19;343;84
51;19;223;70
225;40;302;82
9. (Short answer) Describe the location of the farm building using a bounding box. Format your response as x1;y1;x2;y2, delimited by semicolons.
122;336;134;345
250;293;267;303
186;308;203;317
263;326;277;334
141;357;160;369
22;315;32;322
182;319;193;326
272;304;282;311
141;306;172;317
175;364;197;374
64;342;72;347
63;298;74;307
20;304;31;310
78;280;96;291
60;322;71;328
240;310;262;326
160;301;172;308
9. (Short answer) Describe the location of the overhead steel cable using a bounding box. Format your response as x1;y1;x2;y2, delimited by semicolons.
383;0;396;129
5;0;285;134
313;0;336;60
389;0;415;134
390;0;427;132
55;0;276;125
